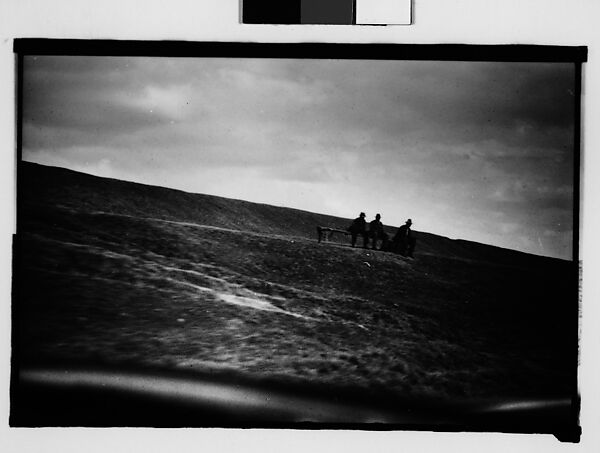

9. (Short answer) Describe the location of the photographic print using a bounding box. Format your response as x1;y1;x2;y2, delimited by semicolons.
11;41;582;438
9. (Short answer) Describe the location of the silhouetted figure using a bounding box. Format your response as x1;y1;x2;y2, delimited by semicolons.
369;214;389;250
347;212;368;248
392;218;417;257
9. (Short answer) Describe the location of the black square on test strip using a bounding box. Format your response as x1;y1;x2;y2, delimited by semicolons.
243;0;302;24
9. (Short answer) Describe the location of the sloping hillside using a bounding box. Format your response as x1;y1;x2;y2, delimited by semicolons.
18;162;558;266
19;162;353;241
14;162;578;405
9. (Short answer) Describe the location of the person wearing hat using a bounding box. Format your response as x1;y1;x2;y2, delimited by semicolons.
392;218;416;257
348;212;368;248
368;213;389;250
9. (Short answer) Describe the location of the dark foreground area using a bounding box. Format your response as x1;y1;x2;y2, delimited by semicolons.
12;162;580;439
12;365;576;440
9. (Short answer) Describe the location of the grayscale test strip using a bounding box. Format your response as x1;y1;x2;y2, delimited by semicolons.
242;0;412;25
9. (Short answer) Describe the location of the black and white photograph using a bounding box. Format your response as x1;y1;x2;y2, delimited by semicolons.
11;42;582;438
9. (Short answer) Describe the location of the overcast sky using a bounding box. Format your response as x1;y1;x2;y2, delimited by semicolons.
22;56;575;259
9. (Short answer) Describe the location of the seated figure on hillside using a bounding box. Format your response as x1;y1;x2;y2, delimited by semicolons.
347;212;368;248
391;218;417;257
369;214;389;250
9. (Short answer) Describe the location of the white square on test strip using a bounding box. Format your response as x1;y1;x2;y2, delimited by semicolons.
356;0;412;25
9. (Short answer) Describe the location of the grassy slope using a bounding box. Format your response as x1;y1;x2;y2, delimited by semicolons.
15;162;577;400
